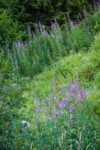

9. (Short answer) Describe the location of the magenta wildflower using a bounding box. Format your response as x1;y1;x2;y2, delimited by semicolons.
76;96;81;103
15;40;23;49
70;106;76;112
51;22;56;29
68;83;78;97
52;109;59;115
39;22;45;32
51;20;58;29
35;107;40;112
70;20;75;26
71;84;78;92
76;77;80;85
61;85;66;94
27;26;31;33
80;89;86;98
34;99;40;103
69;92;75;97
65;97;69;103
76;93;81;103
32;31;36;37
57;101;66;108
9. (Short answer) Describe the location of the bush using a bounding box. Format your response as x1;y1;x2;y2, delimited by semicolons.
0;11;25;47
0;0;91;25
80;10;100;35
0;52;10;80
66;26;92;52
78;32;100;80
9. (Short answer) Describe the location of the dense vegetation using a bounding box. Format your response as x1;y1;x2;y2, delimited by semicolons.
0;0;99;46
0;1;100;150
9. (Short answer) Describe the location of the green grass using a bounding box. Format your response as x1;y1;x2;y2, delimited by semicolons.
0;32;100;149
0;11;100;149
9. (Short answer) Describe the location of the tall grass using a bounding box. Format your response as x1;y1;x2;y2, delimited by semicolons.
3;79;98;150
3;10;100;77
0;32;100;150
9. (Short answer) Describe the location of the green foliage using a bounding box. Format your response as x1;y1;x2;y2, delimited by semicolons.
7;27;66;76
0;5;100;149
94;72;100;89
80;10;100;35
78;32;100;80
66;26;92;53
0;77;99;149
0;52;10;80
90;31;100;51
0;0;90;25
0;79;25;149
5;10;100;77
0;31;100;149
0;11;25;46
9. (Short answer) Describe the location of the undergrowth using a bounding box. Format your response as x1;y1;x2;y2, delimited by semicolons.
0;30;100;149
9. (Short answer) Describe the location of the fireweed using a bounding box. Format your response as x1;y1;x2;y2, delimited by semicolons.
33;79;87;117
31;79;99;149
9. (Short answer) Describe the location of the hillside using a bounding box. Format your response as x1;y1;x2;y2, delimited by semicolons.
0;3;100;149
0;31;100;149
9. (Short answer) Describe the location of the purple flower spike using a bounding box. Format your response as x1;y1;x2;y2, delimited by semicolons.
57;101;66;108
70;92;75;97
35;107;40;112
70;20;74;26
51;20;58;29
27;26;31;33
51;22;56;29
76;96;81;103
70;83;78;92
80;89;86;98
65;97;69;103
70;106;76;112
52;109;59;115
15;40;23;50
61;85;66;94
76;77;80;84
34;99;40;103
39;22;45;32
32;31;36;38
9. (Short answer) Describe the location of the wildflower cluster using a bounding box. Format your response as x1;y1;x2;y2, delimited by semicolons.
25;78;99;149
33;79;87;121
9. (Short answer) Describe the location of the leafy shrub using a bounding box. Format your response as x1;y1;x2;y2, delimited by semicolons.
0;52;10;80
78;32;100;80
66;26;92;52
0;11;25;47
80;10;100;35
94;71;100;89
0;0;91;25
90;31;100;51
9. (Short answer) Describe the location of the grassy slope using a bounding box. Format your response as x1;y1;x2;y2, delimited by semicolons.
1;19;100;150
19;32;100;118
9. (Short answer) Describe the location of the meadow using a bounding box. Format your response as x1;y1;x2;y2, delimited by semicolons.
0;3;100;150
